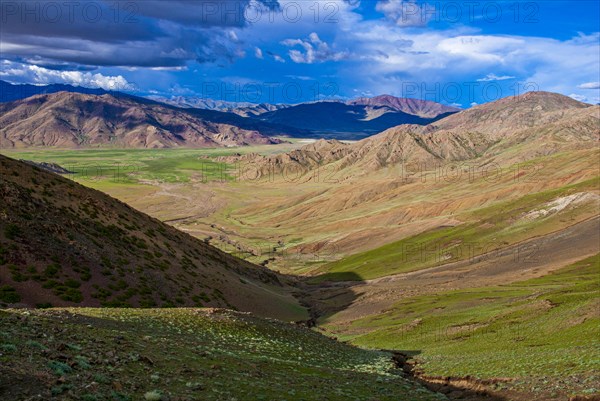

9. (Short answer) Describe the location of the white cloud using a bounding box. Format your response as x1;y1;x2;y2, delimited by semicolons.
477;73;516;82
569;94;588;102
327;20;600;103
0;61;133;91
150;66;188;71
254;47;264;59
568;94;600;104
273;54;286;63
437;36;524;63
517;33;600;101
376;0;431;27
578;82;600;89
282;32;349;64
285;75;313;81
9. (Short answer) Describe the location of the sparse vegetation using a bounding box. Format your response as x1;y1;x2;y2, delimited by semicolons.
0;285;20;303
4;223;20;240
0;308;440;401
0;154;305;320
315;177;600;281
325;255;600;396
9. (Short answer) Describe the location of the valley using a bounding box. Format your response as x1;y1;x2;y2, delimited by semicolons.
2;1;599;399
2;92;599;400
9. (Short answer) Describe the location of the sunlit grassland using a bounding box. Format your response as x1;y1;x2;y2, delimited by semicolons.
0;141;303;182
322;255;600;395
2;146;598;278
313;176;600;281
0;148;236;185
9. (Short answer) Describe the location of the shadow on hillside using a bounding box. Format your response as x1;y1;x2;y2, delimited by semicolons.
293;271;365;326
0;368;48;399
389;350;512;401
296;274;512;401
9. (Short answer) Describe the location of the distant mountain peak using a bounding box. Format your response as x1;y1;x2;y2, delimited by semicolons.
0;79;111;103
463;90;590;115
347;95;461;118
231;90;599;177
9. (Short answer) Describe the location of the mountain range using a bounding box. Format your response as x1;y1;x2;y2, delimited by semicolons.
146;95;291;117
151;93;460;139
221;91;599;177
255;101;446;138
0;80;460;144
0;91;300;148
0;80;111;102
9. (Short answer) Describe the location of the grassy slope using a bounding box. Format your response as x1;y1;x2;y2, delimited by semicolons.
0;148;235;185
0;308;442;401
0;155;305;321
0;144;299;185
314;177;599;281
322;255;600;397
3;147;597;278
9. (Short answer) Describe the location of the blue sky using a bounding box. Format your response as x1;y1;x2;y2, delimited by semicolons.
1;0;599;107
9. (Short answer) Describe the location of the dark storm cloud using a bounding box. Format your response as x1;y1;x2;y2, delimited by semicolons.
1;29;224;67
0;0;280;67
17;57;98;71
133;0;280;27
0;0;163;43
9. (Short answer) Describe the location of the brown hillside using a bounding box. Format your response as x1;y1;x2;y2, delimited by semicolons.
0;92;283;149
431;91;591;139
0;155;305;320
226;92;598;178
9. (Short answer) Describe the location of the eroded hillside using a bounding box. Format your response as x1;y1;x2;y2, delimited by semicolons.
0;155;305;321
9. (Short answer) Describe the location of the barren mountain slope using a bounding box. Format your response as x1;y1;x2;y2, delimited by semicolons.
182;93;600;269
0;92;286;149
347;94;460;118
0;155;305;320
225;92;598;178
431;91;590;139
345;92;598;168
